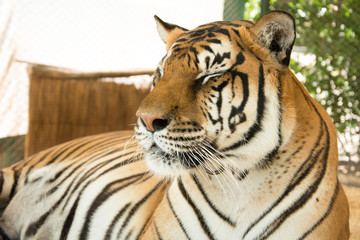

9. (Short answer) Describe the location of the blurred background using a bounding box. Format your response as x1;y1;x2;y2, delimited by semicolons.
0;0;359;237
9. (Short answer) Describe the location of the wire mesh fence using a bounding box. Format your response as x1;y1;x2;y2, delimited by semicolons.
0;0;28;139
0;0;223;166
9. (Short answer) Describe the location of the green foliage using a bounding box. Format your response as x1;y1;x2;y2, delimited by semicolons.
272;0;360;156
243;0;277;20
244;0;261;20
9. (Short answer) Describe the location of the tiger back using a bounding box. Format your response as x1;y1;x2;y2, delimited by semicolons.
0;11;349;240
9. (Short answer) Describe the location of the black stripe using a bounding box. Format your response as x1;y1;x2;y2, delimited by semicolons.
175;37;187;43
50;132;128;166
257;146;328;239
242;123;325;238
47;134;117;165
192;175;236;226
166;190;191;240
154;221;164;240
45;158;107;204
59;197;80;239
274;72;283;149
46;136;130;186
187;54;192;68
25;151;116;238
200;45;214;54
0;171;4;196
124;230;133;239
188;29;207;38
298;180;340;239
78;150;137;182
244;75;331;238
25;193;64;237
231;52;245;69
95;152;141;179
291;77;337;240
23;134;112;179
21;145;59;177
46;135;105;164
206;78;230;127
12;134;132;237
116;180;165;239
206;39;221;44
205;56;210;69
60;134;127;163
135;215;153;240
259;71;284;167
164;135;203;142
220;63;265;152
178;177;216;240
211;52;231;67
9;169;19;200
39;147;136;204
218;28;231;38
26;152;140;238
235;39;245;51
223;22;244;27
60;151;139;210
104;203;131;240
241;20;255;25
243;119;324;236
79;173;147;239
228;70;248;133
136;172;155;184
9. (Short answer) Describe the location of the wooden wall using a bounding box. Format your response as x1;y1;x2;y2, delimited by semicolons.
26;64;152;157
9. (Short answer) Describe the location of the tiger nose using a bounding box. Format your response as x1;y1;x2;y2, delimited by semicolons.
136;113;170;132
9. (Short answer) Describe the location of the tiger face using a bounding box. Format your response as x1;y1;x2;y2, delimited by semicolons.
136;11;296;177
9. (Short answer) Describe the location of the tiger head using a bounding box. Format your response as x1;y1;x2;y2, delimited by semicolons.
135;11;297;177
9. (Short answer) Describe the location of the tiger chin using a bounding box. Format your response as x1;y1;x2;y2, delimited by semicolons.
0;11;350;240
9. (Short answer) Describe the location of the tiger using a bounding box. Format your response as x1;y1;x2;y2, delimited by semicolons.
0;10;349;240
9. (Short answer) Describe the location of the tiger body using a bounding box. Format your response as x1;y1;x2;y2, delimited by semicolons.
0;11;349;240
0;132;168;240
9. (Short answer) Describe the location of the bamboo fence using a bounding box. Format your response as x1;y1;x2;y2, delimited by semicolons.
26;64;152;157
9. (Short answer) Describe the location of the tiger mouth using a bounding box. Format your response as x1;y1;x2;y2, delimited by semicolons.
149;144;203;169
148;138;232;173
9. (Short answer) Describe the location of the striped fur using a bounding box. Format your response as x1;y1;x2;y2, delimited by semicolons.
0;11;349;239
0;132;170;239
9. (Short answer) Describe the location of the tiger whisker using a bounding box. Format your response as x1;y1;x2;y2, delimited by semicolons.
201;139;249;180
199;141;250;196
188;145;216;189
184;147;210;184
197;143;237;182
191;144;236;199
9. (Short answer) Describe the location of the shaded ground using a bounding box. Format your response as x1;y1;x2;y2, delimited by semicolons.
340;174;360;240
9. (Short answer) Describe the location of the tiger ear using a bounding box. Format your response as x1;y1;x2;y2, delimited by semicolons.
250;11;296;66
154;15;188;50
